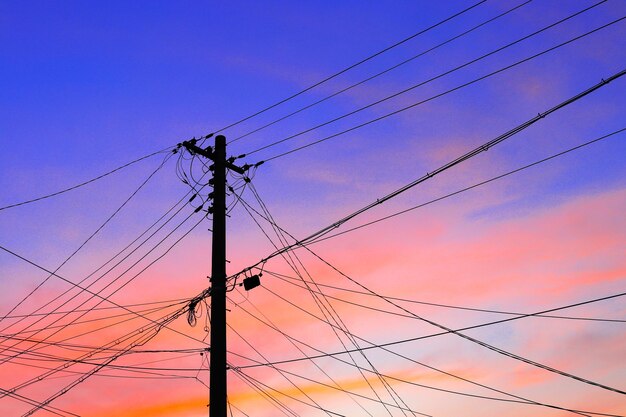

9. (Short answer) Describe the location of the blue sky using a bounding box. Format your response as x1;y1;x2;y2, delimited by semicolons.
1;1;625;416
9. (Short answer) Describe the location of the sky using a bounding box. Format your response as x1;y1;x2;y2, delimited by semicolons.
0;0;625;416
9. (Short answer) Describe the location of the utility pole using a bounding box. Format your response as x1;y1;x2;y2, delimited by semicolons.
182;135;246;417
209;135;227;417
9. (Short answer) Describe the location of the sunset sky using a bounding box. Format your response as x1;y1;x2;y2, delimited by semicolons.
1;1;625;416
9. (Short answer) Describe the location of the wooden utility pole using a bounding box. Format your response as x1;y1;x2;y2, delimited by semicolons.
182;135;245;417
209;134;227;417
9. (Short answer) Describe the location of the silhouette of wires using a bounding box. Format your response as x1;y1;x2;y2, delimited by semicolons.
228;189;621;416
248;13;624;162
232;180;626;400
228;0;534;145
215;0;489;135
265;267;626;324
0;150;176;329
0;146;175;211
230;71;625;276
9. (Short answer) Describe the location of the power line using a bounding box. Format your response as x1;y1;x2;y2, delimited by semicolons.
3;321;173;402
242;183;414;416
0;297;188;320
0;205;193;346
227;323;335;417
257;17;624;162
178;73;625;411
242;0;609;157
233;347;605;417
281;252;626;395
0;185;198;338
0;180;212;358
234;126;625;328
233;192;619;416
231;367;348;417
231;294;596;417
234;182;626;395
0;214;209;368
303;127;626;246
0;387;80;417
236;286;626;380
20;309;183;417
0;151;175;329
234;70;625;275
2;301;184;338
230;287;377;417
229;0;533;144
0;146;174;211
230;367;300;417
215;0;488;135
0;332;203;355
265;267;626;324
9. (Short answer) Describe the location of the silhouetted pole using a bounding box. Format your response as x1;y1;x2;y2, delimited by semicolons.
182;135;246;417
210;135;227;417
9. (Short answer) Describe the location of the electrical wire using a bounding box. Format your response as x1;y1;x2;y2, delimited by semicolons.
245;183;417;416
215;0;489;135
5;293;192;404
0;387;80;417
304;128;626;246
0;184;198;340
228;323;335;417
229;0;534;144
230;287;377;416
0;174;211;357
282;252;626;395
0;146;174;211
0;214;209;369
237;182;406;415
0;297;188;320
232;292;600;417
231;367;347;417
235;69;625;273
255;18;625;162
265;269;626;324
230;367;299;417
233;191;617;416
233;349;620;417
236;184;626;395
1;301;185;343
20;309;183;417
0;151;175;329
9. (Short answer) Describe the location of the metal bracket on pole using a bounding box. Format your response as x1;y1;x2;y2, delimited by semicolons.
181;139;247;175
